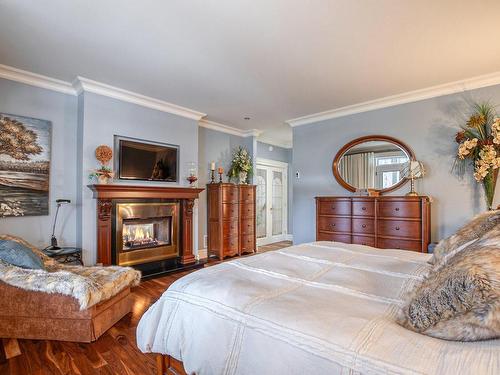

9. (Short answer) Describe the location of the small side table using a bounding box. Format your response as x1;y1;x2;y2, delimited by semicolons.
43;247;83;265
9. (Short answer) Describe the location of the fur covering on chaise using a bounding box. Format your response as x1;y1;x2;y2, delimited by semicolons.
0;234;141;310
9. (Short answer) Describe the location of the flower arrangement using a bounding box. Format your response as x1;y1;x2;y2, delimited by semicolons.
454;102;500;210
227;146;253;184
89;145;114;184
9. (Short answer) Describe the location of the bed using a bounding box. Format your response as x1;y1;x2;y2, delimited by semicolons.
137;241;499;374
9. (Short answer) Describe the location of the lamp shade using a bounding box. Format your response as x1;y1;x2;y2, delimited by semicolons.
402;160;425;179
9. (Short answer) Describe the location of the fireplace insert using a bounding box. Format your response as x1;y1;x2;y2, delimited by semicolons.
114;202;179;267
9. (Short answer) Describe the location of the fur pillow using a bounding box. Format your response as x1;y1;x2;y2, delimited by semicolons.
430;210;500;265
398;228;500;341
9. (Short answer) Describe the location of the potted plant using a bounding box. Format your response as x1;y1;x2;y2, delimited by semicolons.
454;102;500;210
89;145;114;184
227;146;253;184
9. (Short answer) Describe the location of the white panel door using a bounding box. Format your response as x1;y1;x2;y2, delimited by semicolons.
256;159;288;245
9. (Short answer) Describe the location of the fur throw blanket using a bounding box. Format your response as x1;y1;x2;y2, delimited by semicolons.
0;260;141;309
0;234;140;310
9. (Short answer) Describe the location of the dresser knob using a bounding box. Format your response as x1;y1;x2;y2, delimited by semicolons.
395;207;400;211
362;207;366;211
362;224;366;228
395;226;400;231
331;223;336;227
331;206;336;210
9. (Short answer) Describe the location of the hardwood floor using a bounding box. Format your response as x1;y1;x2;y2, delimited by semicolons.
0;241;292;375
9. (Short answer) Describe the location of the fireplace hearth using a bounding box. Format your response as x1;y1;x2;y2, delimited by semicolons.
89;185;204;278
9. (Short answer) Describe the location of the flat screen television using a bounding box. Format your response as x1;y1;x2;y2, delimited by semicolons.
116;137;179;182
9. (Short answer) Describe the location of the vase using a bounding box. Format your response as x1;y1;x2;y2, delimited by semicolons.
238;171;247;184
482;169;498;210
98;175;109;184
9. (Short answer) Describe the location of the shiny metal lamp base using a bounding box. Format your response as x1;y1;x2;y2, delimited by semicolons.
406;177;419;196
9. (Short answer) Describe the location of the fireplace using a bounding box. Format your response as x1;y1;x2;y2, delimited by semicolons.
89;184;204;278
115;202;179;267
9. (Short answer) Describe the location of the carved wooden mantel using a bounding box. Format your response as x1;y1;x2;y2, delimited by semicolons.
88;185;204;267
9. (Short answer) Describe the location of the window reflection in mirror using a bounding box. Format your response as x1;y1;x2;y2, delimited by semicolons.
338;141;409;190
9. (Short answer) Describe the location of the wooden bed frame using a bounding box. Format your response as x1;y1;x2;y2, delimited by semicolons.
157;355;188;375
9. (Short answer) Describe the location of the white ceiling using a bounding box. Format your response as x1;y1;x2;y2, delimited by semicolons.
1;0;500;146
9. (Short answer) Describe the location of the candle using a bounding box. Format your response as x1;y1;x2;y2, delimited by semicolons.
218;167;224;174
210;161;216;171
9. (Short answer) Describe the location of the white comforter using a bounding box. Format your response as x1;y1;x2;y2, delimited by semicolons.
137;241;499;375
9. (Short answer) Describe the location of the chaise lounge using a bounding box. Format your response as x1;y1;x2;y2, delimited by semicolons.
0;235;141;343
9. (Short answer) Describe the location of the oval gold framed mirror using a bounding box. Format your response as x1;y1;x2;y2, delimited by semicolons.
332;135;415;194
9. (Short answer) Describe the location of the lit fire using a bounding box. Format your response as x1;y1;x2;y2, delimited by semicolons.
123;224;158;249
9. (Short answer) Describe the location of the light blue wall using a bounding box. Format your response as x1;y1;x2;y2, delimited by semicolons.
256;141;293;235
198;126;255;248
257;141;291;163
79;92;199;264
0;78;78;248
293;84;500;245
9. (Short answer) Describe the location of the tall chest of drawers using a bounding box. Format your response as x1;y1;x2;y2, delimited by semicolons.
315;196;431;252
207;183;256;260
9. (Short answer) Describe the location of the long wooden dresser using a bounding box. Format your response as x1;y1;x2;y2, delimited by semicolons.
315;196;431;252
207;183;256;260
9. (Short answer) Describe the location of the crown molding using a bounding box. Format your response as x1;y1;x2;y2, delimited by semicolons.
73;77;206;121
257;136;293;149
0;64;76;95
286;70;500;127
0;64;206;121
199;119;262;138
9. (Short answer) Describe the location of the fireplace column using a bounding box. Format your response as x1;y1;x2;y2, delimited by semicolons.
179;199;196;265
97;199;113;265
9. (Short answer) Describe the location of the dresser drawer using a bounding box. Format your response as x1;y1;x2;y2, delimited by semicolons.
223;220;238;237
318;216;351;233
222;203;238;218
239;203;255;218
378;220;421;239
240;218;254;234
240;234;255;253
318;199;351;216
352;201;374;216
352;218;374;234
352;235;375;247
378;201;421;218
222;186;238;203
223;236;239;256
317;232;351;243
378;238;422;252
239;187;255;203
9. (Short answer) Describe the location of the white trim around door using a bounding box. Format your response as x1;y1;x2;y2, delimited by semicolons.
255;158;289;246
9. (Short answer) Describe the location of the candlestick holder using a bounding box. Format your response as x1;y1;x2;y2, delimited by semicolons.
217;167;224;183
210;169;216;183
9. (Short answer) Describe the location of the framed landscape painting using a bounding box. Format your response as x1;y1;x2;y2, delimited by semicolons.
0;113;51;217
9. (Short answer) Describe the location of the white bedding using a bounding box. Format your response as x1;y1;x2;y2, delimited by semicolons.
137;241;499;375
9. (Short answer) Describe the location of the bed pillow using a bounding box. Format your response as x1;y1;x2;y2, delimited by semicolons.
430;210;500;265
398;229;500;341
0;238;45;270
